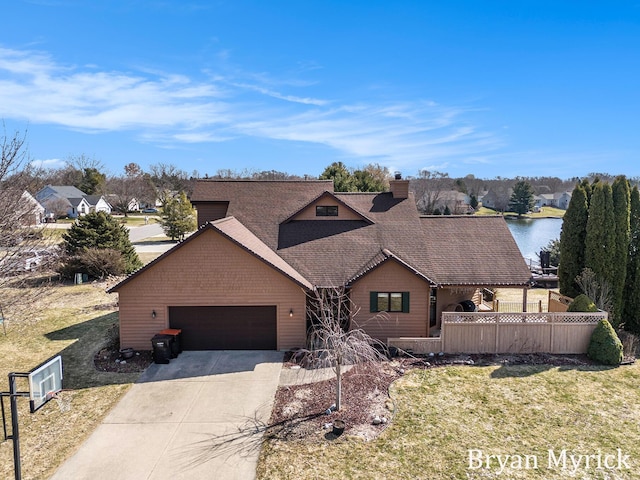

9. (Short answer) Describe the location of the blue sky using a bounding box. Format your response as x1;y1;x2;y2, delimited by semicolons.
1;1;639;179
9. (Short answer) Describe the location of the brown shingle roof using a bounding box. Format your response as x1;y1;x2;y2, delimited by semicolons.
192;179;334;249
117;180;531;290
419;215;531;286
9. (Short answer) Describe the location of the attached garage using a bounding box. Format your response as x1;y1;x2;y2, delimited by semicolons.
168;306;277;350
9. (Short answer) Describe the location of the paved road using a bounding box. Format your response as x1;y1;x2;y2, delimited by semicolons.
50;351;283;480
127;223;164;243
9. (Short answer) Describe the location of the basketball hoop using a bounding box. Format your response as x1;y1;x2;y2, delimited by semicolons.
50;390;71;412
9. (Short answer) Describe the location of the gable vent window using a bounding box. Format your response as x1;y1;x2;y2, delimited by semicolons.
370;291;410;313
316;205;338;217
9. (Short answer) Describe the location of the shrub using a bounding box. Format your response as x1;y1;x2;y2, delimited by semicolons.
567;293;598;312
58;248;126;280
587;319;623;365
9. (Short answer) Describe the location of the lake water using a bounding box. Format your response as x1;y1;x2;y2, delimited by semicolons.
505;217;563;263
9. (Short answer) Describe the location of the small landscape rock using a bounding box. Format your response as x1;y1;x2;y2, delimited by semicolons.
325;409;332;415
398;368;405;375
428;352;435;357
324;423;332;430
290;365;301;370
120;360;126;364
381;417;388;424
115;359;120;363
372;416;381;425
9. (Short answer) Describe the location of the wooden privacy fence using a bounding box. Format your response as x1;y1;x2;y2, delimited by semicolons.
388;311;605;355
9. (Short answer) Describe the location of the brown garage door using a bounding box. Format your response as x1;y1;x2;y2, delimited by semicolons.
168;306;277;350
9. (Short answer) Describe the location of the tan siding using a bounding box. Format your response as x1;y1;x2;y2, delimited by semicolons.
351;260;429;341
115;228;307;350
436;288;478;327
293;198;363;221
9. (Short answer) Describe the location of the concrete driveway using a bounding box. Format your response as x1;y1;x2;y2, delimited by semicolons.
50;351;283;480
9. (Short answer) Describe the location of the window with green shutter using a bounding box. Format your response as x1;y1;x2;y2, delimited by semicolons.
370;291;410;313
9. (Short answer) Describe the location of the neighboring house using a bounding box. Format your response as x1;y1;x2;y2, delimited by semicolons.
480;186;512;211
18;191;45;225
84;195;112;214
35;185;110;218
109;177;531;352
434;190;474;214
535;192;572;210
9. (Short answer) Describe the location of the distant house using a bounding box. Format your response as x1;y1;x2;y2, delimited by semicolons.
481;186;512;211
435;190;474;214
35;185;110;218
534;192;572;210
18;191;45;225
84;195;112;214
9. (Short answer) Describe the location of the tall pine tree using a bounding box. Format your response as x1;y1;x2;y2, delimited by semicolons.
585;182;617;320
159;191;197;241
611;176;630;326
558;183;589;297
623;186;640;333
62;211;142;274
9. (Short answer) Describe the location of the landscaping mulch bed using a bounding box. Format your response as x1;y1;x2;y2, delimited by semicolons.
268;352;597;443
268;362;402;442
93;323;153;373
94;345;153;373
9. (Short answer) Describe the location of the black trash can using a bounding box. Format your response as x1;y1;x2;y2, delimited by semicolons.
159;328;182;357
151;334;173;364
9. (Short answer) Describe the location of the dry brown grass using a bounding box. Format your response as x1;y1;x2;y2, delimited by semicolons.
0;280;141;480
258;362;640;479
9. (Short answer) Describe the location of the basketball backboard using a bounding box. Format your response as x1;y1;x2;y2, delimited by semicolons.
28;355;63;413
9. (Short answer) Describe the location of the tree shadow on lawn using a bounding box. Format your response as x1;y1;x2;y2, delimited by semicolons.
45;312;142;389
489;361;618;379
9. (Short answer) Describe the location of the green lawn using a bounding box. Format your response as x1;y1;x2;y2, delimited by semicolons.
258;363;640;479
476;206;565;218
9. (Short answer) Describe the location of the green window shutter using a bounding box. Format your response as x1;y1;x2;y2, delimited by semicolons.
402;292;410;313
370;291;378;312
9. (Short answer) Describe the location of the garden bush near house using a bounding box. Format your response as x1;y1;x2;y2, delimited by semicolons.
588;319;623;365
567;293;599;312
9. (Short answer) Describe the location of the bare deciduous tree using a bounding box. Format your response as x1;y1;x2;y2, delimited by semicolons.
410;170;451;214
576;267;613;314
0;126;59;320
302;287;387;411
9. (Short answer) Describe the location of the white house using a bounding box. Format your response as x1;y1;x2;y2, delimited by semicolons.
35;185;111;218
84;195;112;214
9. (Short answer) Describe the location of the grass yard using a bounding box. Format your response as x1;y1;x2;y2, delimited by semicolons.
476;206;565;218
258;362;640;479
0;280;140;480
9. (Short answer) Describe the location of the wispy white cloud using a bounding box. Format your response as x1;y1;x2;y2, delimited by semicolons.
0;46;504;171
29;157;65;169
231;82;328;106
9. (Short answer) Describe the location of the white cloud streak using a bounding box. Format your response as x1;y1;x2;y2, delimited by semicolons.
0;46;503;168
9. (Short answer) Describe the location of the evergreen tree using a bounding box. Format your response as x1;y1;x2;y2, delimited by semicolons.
352;164;389;192
623;186;640;333
585;182;616;319
558;183;589;297
610;176;630;326
319;162;356;192
160;191;197;241
62;211;142;274
508;179;535;217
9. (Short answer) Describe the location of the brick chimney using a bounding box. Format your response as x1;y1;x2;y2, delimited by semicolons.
389;172;409;199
